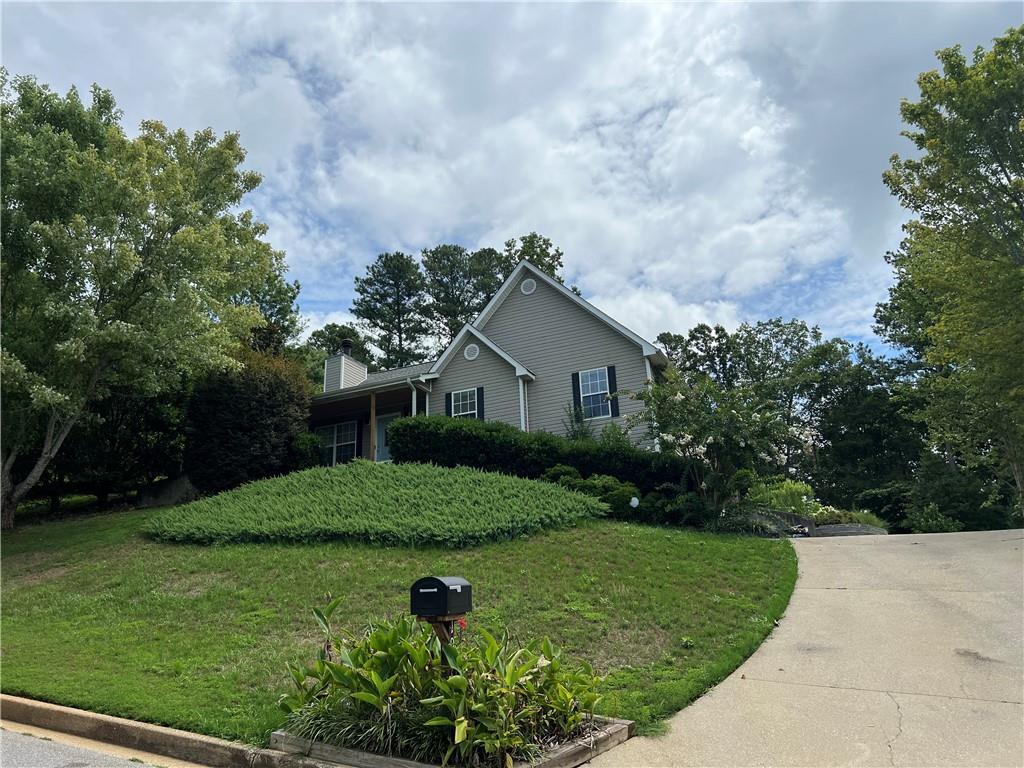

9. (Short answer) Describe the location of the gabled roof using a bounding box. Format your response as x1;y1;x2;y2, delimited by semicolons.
427;324;535;380
312;361;434;402
474;260;667;364
362;361;434;386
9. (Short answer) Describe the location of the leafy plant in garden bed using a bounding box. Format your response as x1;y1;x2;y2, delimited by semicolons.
143;460;604;546
280;602;602;767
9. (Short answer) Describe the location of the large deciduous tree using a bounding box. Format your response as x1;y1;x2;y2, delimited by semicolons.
1;74;281;527
351;251;429;369
878;27;1024;515
657;319;850;469
802;349;925;516
883;26;1024;267
502;232;566;281
239;271;302;355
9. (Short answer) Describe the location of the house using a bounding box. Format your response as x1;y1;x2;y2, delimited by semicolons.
310;260;668;464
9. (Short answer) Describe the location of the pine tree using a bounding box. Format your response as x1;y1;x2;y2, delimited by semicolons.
422;244;485;348
351;252;430;369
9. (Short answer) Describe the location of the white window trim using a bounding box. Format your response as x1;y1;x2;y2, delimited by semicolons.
578;366;612;421
451;387;478;419
321;420;358;466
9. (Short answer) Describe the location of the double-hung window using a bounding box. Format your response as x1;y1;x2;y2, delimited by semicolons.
317;421;358;466
578;367;611;419
451;388;477;419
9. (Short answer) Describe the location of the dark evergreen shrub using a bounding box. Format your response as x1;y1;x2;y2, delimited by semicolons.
184;349;314;494
388;415;694;494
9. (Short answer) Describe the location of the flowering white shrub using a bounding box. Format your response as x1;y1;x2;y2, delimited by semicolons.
630;367;790;508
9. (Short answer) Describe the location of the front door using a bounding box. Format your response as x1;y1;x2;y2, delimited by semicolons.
376;413;400;461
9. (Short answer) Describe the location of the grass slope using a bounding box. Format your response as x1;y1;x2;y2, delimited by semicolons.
2;510;795;744
144;461;604;546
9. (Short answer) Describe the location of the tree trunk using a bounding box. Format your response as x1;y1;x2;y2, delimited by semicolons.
1004;432;1024;518
1;399;91;530
1;456;18;530
1;491;15;530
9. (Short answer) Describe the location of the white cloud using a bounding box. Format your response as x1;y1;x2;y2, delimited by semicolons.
3;2;1018;347
298;310;362;343
590;289;742;344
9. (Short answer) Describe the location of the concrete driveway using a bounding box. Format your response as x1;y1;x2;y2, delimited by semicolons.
593;530;1024;767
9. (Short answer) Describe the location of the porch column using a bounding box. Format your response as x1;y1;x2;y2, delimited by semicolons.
518;378;526;431
369;391;377;461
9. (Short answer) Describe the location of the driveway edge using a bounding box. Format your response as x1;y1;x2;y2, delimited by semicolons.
0;694;336;768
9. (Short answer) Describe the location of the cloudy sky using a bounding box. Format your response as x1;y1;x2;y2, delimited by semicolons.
3;2;1019;347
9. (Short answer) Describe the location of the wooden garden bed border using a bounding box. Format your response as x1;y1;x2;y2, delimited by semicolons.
269;715;635;768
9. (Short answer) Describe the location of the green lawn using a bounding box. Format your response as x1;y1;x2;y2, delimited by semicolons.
1;508;795;745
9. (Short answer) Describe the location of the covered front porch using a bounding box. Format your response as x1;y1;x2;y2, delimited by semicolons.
310;382;429;464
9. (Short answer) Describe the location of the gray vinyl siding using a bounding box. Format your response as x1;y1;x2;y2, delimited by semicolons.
324;355;343;392
428;339;521;428
479;275;650;440
342;356;368;388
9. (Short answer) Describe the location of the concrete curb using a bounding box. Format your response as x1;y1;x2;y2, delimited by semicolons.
0;695;340;768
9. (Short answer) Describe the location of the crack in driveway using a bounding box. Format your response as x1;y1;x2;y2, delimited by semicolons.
886;692;904;767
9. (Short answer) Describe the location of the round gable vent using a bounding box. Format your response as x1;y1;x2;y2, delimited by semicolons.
520;278;537;295
463;343;480;361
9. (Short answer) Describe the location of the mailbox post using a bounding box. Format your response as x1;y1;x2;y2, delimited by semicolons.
410;576;472;644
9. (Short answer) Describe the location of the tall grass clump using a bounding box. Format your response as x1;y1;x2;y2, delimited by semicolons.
143;460;604;546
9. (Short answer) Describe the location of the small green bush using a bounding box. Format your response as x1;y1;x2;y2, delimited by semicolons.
729;468;759;496
281;605;602;767
388;416;694;494
598;422;633;449
542;464;583;484
747;479;817;516
545;471;642;520
144;461;604;546
809;505;889;530
904;503;965;533
707;502;790;536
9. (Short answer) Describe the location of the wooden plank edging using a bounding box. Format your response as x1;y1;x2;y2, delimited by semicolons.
270;715;635;768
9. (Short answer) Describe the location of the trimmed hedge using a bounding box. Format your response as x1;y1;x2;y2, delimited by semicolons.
388;416;694;494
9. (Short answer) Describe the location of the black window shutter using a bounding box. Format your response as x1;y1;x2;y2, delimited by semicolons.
571;371;582;419
607;365;619;417
476;386;485;420
445;392;452;416
355;420;363;459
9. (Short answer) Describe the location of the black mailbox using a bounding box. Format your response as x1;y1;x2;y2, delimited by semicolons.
410;576;472;617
